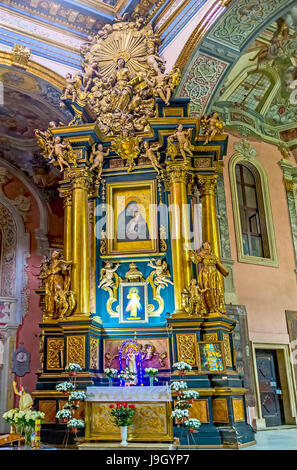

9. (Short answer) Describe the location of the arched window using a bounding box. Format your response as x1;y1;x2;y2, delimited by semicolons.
235;163;270;258
229;149;278;267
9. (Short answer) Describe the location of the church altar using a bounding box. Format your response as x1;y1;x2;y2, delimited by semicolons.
84;386;173;442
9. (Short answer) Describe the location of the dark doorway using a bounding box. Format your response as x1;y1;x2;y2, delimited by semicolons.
256;349;284;427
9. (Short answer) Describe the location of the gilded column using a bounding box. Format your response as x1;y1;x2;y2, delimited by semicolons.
167;162;192;313
59;188;72;261
198;174;221;260
69;168;93;315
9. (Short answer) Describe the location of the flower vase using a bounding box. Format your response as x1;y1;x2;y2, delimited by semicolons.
108;378;113;387
120;426;128;446
10;424;16;434
149;376;154;387
24;427;32;447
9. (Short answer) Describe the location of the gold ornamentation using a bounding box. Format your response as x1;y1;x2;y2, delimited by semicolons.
11;44;30;69
124;263;145;282
159;225;167;252
143;141;164;175
189;399;209;423
167;124;193;162
66;335;85;368
181;278;208;316
176;333;197;366
278;141;292;161
111;131;141;172
39;335;44;372
222;332;232;367
284;178;295;192
90;337;99;370
100;229;107;255
201;112;224;145
98;261;121;316
46;338;64;370
147;259;173;289
212;398;229;423
39;250;76;320
232;398;245;422
197;174;218;197
189;242;229;316
203;333;218;342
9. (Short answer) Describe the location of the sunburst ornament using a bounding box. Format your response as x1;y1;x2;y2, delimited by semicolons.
86;24;159;79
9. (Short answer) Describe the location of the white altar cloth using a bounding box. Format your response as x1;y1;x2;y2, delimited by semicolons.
86;386;171;402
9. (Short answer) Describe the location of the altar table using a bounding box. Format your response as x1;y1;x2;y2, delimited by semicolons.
84;386;173;442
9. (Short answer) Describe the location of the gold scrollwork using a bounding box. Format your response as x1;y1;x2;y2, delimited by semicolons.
46;338;64;370
222;332;232;367
66;336;85;368
89;337;99;370
176;333;197;366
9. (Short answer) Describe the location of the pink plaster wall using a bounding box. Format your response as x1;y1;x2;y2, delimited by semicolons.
223;134;297;344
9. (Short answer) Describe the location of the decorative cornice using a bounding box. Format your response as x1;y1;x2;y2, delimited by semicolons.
233;139;257;160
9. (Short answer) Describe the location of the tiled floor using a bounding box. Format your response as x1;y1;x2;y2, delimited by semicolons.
241;427;297;450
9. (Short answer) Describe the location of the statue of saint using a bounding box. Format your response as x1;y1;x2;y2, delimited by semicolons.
189;242;229;315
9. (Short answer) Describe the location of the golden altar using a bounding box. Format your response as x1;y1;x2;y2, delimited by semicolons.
85;386;173;442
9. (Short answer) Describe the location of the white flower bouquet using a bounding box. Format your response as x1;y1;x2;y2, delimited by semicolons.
170;381;188;392
56;381;75;394
104;368;118;378
144;367;159;386
65;363;82;375
69;391;87;403
23;410;45;428
2;408;19;424
56;409;72;422
181;390;199;400
67;418;85;433
184;418;201;431
118;367;137;383
171;409;189;424
172;362;192;373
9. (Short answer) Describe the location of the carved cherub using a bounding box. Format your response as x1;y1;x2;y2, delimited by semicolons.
82;61;102;92
147;258;174;288
168;66;181;91
167;124;193;161
90;143;110;179
143;141;164;174
201;112;224;145
144;71;172;105
61;73;78;101
98;262;120;290
48;136;71;172
146;45;166;75
182;278;208;316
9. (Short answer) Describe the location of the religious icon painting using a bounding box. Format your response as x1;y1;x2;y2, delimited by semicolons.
119;282;148;324
106;181;158;254
197;341;226;374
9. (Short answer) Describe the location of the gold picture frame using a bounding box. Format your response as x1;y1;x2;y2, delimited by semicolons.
197;341;226;374
106;180;158;255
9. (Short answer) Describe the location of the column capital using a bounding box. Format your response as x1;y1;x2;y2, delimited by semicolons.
166;161;192;185
197;174;218;197
64;167;94;192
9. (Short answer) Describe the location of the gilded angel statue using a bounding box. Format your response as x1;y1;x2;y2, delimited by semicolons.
98;262;120;290
201;112;224;145
189;242;229;316
147;258;174;288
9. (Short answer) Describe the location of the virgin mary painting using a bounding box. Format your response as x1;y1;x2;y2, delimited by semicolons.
117;201;150;242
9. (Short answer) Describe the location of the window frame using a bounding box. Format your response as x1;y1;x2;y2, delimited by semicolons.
229;152;278;267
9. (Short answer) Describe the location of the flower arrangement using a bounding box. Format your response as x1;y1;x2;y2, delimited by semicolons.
170;381;188;394
144;367;159;386
56;381;75;394
109;402;136;427
2;408;19;425
65;363;82;376
56;409;73;423
67;418;85;433
184;418;201;432
181;390;199;400
69;391;87;405
171;409;189;421
104;368;118;386
118;367;137;385
172;362;192;373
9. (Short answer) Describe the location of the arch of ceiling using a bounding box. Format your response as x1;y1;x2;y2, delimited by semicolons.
175;0;297;125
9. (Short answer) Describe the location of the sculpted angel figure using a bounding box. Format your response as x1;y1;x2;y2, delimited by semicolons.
146;45;166;75
167;124;193;161
90;143;109;179
82;61;102;92
201;112;224;145
144;71;172;105
48;136;71;172
182;278;208;316
189;242;229;316
98;262;120;290
39;250;75;319
147;258;174;288
61;73;79;101
143;141;164;174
